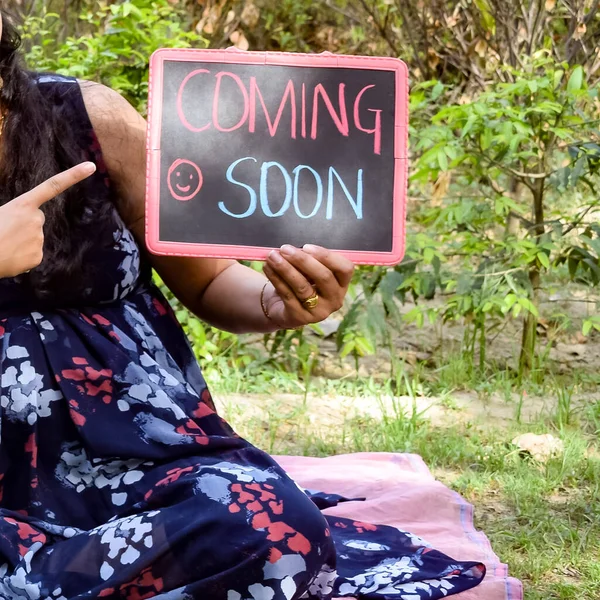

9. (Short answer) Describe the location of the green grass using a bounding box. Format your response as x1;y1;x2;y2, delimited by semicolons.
211;357;600;600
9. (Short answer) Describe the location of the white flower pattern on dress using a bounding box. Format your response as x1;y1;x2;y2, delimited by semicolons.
337;555;425;596
1;343;63;425
304;564;337;598
55;441;150;503
89;512;158;581
112;222;141;301
228;554;307;600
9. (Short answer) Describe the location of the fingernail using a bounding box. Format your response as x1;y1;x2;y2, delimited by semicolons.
84;162;96;174
280;244;296;257
269;250;282;264
303;244;318;254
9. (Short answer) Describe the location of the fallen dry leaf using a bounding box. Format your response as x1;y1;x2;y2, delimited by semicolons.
225;9;236;26
474;39;487;58
230;30;250;51
427;48;440;70
241;2;261;29
574;23;587;41
197;4;222;35
432;171;452;205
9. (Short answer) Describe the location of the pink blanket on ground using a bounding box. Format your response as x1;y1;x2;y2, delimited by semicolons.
274;453;523;600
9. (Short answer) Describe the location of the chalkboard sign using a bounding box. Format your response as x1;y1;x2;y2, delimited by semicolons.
146;48;408;265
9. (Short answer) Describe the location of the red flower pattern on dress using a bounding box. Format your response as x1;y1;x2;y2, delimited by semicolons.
175;419;210;445
118;566;165;600
144;464;198;501
353;521;378;534
69;399;86;426
152;298;168;316
229;482;312;556
62;357;113;405
4;518;47;557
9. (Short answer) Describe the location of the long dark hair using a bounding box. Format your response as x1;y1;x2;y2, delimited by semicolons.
0;12;115;301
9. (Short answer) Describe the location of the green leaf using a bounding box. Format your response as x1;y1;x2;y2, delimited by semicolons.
461;115;478;139
445;145;458;161
355;337;375;356
431;82;444;100
474;0;496;32
583;320;593;336
340;341;355;359
404;307;425;328
517;297;539;317
571;155;586;185
537;252;550;269
567;66;584;92
553;70;564;89
437;148;449;171
457;274;473;295
481;128;493;151
504;294;518;311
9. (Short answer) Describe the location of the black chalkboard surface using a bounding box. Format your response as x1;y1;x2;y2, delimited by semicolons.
146;48;408;265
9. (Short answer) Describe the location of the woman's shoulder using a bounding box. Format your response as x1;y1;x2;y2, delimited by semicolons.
78;80;132;113
77;81;145;144
77;80;146;152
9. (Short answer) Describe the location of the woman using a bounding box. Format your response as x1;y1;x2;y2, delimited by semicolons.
0;11;485;600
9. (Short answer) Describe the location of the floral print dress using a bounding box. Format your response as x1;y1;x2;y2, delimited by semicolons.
0;76;486;599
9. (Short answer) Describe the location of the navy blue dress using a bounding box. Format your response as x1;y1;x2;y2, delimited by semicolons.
0;76;485;599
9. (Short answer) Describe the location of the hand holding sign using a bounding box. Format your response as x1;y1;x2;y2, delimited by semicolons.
262;244;354;328
0;162;96;278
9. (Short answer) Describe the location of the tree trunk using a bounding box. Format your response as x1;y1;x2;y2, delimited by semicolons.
519;177;545;377
519;267;540;376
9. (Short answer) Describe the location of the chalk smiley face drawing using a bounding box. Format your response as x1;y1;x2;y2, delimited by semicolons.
167;159;203;201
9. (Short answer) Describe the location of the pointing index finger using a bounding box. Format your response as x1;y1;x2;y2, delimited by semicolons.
17;162;97;209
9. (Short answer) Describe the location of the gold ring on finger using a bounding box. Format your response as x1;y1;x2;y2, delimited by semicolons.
301;292;319;311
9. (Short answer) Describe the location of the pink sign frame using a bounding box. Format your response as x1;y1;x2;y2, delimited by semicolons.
146;48;408;266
